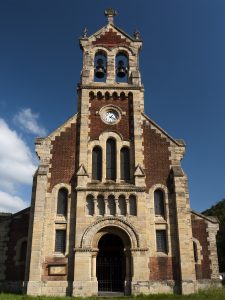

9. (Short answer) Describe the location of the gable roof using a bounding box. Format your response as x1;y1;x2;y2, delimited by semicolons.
142;113;185;147
191;210;219;224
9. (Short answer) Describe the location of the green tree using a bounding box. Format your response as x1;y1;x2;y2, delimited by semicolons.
202;199;225;272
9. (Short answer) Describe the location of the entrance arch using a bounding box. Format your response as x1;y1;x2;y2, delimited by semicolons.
97;233;125;292
80;218;140;295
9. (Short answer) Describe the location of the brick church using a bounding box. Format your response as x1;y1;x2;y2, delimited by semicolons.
0;9;221;296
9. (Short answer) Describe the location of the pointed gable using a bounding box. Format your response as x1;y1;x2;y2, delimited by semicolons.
92;28;131;48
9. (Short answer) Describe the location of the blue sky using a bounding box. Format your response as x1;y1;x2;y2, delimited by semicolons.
0;0;224;213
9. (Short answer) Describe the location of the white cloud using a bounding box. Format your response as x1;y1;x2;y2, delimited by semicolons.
0;191;28;213
0;118;37;192
14;108;47;136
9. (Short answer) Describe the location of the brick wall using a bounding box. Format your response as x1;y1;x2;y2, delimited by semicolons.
5;209;30;281
89;97;133;141
191;215;211;279
149;257;179;280
49;123;77;191
143;120;171;190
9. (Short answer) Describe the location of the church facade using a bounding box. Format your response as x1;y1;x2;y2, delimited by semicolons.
0;9;221;296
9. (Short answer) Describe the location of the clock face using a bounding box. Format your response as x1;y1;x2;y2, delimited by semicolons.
104;110;119;124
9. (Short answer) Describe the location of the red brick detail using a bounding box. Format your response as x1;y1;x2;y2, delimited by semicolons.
143;121;171;190
5;210;30;281
42;256;67;281
191;216;211;279
149;256;179;280
92;29;130;48
49;123;77;191
89;98;133;141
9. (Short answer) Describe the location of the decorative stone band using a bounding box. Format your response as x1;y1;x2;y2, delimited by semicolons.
74;248;99;253
73;247;148;252
130;248;149;252
37;164;49;175
76;186;146;192
77;84;144;91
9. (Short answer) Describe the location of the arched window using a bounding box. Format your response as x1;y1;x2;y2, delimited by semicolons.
97;195;105;216
108;195;116;216
154;189;165;217
94;51;107;82
116;52;129;83
20;240;27;262
118;195;126;216
106;138;116;180
57;188;68;216
92;146;102;181
120;147;130;181
129;195;137;216
86;195;94;216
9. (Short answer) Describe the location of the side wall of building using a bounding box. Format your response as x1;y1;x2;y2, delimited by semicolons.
0;208;30;292
191;212;220;289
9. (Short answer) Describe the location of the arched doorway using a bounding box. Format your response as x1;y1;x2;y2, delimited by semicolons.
97;234;125;292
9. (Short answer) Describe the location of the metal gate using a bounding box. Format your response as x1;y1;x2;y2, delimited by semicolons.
97;255;124;292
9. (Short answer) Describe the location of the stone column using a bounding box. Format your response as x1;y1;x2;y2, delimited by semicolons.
124;249;131;295
93;197;98;217
131;249;150;295
206;221;220;280
104;198;108;216
91;251;98;280
173;169;196;294
126;198;129;216
115;198;119;216
26;166;48;295
73;249;98;296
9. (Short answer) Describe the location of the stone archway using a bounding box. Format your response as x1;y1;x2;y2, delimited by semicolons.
80;217;139;249
95;226;132;295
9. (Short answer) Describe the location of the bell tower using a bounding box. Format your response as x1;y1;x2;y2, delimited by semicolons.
77;8;145;187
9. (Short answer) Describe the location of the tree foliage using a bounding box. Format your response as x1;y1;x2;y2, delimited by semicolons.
202;199;225;272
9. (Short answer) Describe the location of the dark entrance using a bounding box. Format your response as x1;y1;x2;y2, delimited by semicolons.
97;234;125;292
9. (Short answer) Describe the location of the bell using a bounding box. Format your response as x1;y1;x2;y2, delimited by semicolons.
95;59;106;78
117;60;127;78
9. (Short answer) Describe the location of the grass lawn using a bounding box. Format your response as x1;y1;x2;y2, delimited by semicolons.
0;288;225;300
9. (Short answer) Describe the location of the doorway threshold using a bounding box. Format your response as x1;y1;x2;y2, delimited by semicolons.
98;291;124;297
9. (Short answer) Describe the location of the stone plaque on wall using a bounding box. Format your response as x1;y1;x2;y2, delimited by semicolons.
48;265;66;276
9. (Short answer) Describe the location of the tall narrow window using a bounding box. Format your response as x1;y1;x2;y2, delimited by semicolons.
55;230;66;253
154;189;165;217
86;195;94;216
57;188;68;216
108;195;116;216
156;230;167;253
106;138;116;180
92;146;102;180
120;147;130;181
129;195;137;216
118;195;126;215
97;195;105;216
193;241;198;263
